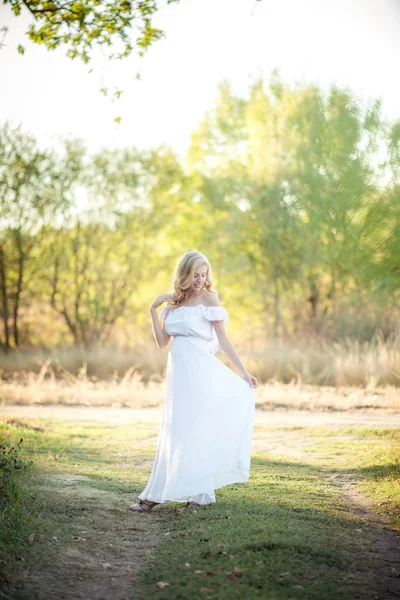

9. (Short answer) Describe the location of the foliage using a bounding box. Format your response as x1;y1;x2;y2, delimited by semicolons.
2;0;180;64
0;74;399;351
0;437;32;508
187;75;400;335
46;212;157;345
0;123;83;349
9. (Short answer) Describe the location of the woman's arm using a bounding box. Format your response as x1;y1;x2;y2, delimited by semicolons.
150;294;173;349
213;321;257;387
213;321;246;375
150;307;171;349
202;290;258;388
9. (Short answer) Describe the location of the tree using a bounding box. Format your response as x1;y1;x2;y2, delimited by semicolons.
3;0;179;64
186;74;390;337
45;143;190;346
0;122;82;349
288;84;385;328
187;78;303;336
47;214;154;346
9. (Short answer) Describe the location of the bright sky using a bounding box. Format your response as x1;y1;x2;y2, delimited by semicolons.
1;0;400;156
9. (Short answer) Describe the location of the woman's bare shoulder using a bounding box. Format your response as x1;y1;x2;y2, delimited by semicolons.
202;291;221;308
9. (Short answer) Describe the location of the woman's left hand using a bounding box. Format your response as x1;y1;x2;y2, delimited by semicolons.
242;372;258;388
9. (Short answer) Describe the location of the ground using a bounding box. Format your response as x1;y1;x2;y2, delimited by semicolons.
0;405;399;599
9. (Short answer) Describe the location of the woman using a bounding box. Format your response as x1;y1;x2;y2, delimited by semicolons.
129;251;257;512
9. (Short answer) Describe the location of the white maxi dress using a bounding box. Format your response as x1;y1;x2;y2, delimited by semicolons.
137;303;255;505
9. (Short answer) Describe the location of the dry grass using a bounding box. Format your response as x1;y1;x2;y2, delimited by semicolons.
0;365;164;408
0;336;399;411
0;369;399;412
0;336;400;387
248;334;400;388
0;342;167;383
255;381;400;412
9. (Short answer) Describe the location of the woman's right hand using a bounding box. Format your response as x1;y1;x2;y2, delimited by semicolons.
150;293;174;311
242;371;258;389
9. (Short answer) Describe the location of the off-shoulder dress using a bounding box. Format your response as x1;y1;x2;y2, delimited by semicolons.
137;303;255;505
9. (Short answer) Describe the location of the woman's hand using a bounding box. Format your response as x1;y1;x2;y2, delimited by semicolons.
242;371;258;389
150;293;174;311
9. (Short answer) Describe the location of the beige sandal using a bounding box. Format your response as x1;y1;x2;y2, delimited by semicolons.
177;501;201;513
186;501;201;508
129;499;160;512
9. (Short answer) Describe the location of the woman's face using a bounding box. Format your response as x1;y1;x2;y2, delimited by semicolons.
191;265;208;292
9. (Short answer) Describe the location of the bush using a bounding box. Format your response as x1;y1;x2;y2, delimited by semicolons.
0;438;33;509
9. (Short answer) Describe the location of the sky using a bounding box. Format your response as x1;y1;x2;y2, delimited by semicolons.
1;0;400;157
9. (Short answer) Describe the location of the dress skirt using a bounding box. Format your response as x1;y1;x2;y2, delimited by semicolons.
138;333;255;504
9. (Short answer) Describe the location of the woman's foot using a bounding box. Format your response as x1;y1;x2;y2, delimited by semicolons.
129;499;160;512
177;501;202;514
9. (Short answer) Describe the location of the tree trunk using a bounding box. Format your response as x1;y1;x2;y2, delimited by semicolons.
308;282;320;320
13;230;25;348
0;244;11;350
273;276;282;338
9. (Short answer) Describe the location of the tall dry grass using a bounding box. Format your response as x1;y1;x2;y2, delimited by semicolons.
0;336;399;411
247;334;400;388
0;368;398;411
0;335;399;388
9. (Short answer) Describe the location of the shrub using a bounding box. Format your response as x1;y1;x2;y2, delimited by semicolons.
0;438;33;509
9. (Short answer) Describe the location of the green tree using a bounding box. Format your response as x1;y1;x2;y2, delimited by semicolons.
46;214;154;346
288;84;385;327
3;0;179;64
188;78;303;336
44;143;189;345
0;123;83;349
187;74;390;337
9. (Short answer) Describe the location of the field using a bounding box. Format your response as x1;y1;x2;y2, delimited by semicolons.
2;2;400;598
1;401;399;600
1;371;400;413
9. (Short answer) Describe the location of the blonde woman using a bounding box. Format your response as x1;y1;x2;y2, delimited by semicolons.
129;251;257;512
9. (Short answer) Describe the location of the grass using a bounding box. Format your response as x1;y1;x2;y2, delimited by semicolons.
299;426;400;529
0;415;399;599
136;458;375;600
0;332;399;388
0;417;158;596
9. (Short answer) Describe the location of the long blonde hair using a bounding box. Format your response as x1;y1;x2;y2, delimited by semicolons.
169;251;218;308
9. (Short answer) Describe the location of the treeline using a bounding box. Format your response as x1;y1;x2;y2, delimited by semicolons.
0;74;399;350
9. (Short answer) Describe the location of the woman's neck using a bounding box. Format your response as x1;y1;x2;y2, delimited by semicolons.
181;291;206;306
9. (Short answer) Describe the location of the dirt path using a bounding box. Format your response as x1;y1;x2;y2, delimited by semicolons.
253;428;400;599
2;404;400;427
18;473;164;600
324;472;400;598
2;405;400;599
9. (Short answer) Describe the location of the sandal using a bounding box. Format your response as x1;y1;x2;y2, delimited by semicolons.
177;501;201;513
129;499;160;512
185;501;201;508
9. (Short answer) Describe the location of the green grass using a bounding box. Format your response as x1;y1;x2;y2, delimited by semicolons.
0;417;158;596
136;461;367;599
0;416;398;599
298;426;400;529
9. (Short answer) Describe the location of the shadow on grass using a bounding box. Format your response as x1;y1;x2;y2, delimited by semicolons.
133;455;399;600
2;421;400;600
